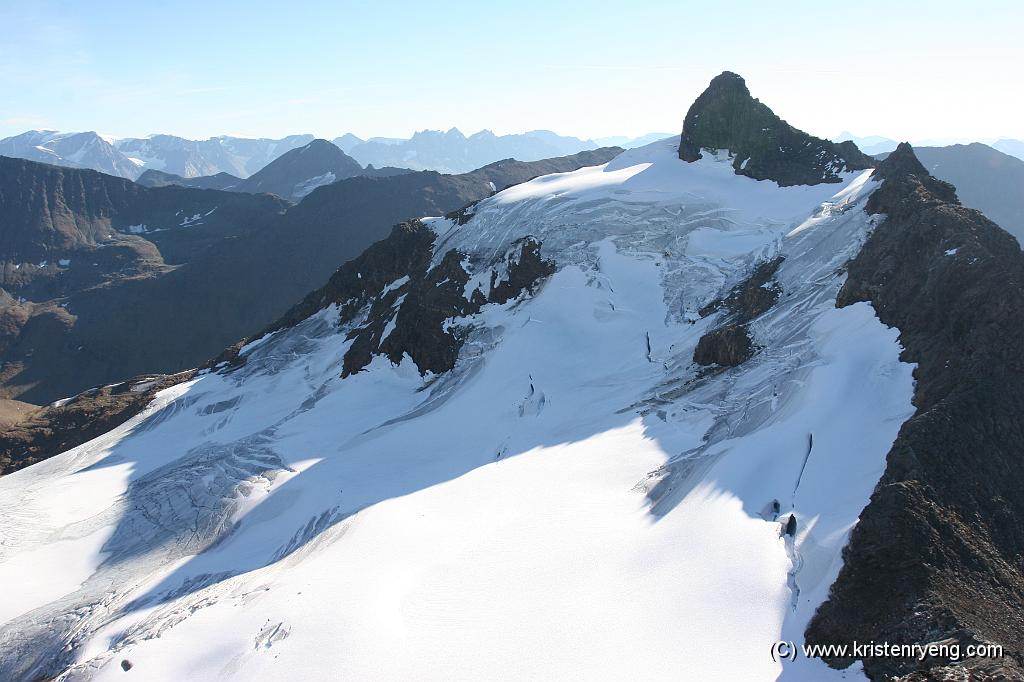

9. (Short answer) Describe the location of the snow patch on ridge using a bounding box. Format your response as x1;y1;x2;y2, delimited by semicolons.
293;171;337;198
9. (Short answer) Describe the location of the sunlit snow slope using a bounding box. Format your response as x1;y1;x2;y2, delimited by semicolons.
0;138;914;681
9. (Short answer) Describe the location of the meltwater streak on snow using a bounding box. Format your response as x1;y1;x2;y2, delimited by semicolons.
0;139;913;682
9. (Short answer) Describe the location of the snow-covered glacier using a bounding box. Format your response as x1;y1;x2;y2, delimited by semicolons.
0;137;915;681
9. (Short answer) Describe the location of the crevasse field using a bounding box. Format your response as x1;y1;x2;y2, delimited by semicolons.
0;138;914;681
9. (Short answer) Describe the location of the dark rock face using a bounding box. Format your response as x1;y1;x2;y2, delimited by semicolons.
268;220;556;379
897;660;1024;681
0;371;194;476
0;156;289;403
0;156;288;267
699;255;784;320
485;237;557;305
806;143;1024;681
692;324;753;367
678;72;873;186
136;169;242;191
693;255;784;368
367;248;479;376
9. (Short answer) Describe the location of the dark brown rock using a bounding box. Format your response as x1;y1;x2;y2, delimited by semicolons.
692;255;784;370
486;237;557;305
0;371;194;476
699;255;785;321
692;324;753;367
805;143;1024;681
678;72;873;186
252;218;557;381
339;232;555;377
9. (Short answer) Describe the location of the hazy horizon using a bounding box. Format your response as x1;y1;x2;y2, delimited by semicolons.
1;127;677;144
1;0;1022;142
4;128;1022;149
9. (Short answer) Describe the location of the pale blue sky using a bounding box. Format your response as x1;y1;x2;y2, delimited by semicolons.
1;0;1021;141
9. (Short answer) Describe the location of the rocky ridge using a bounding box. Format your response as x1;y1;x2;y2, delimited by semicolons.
807;143;1024;680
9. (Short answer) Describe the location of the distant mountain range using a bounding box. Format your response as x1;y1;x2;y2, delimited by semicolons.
0;128;665;179
137;139;414;200
592;133;676;148
332;130;673;174
837;131;1024;163
992;138;1024;161
0;131;316;181
5;128;1017;235
332;129;594;174
114;134;316;178
0;131;143;179
834;132;901;156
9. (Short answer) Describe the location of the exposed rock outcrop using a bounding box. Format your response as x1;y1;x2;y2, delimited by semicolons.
699;255;784;320
692;324;753;367
678;72;873;186
693;255;785;368
0;371;194;475
267;220;557;378
806;143;1024;680
875;142;1024;246
240;213;558;380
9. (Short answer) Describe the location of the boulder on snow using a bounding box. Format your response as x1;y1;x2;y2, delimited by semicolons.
692;324;753;367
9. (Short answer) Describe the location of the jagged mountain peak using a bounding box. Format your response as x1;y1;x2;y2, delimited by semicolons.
870;142;960;213
874;141;930;179
678;71;873;186
704;70;747;93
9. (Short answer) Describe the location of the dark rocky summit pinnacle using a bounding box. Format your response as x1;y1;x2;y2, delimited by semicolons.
678;71;873;186
806;143;1024;681
872;141;933;183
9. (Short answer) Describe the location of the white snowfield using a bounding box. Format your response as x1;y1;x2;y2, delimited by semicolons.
293;171;337;199
0;138;914;681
